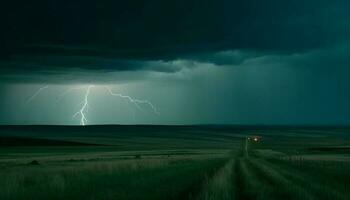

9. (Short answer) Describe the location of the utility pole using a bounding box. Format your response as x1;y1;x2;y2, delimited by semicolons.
245;137;249;157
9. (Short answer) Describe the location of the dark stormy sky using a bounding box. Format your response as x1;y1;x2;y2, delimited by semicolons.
1;0;350;125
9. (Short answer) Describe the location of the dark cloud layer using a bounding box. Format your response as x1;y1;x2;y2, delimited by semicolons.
1;0;350;80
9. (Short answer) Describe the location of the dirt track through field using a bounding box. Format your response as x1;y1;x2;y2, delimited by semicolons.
197;147;349;200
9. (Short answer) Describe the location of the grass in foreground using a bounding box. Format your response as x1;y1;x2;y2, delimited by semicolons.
1;126;350;200
196;148;350;200
0;157;226;200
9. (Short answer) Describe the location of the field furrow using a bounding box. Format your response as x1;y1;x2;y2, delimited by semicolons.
234;158;274;200
197;159;235;200
247;158;315;200
257;158;349;200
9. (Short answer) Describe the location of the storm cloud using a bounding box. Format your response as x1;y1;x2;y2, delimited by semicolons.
1;0;350;82
1;0;350;125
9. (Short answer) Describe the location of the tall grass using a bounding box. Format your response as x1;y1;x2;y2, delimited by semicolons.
197;160;234;200
247;158;315;200
265;157;350;200
235;158;274;200
196;147;350;200
0;157;226;200
1;139;350;200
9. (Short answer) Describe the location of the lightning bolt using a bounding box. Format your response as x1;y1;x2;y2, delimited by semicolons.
26;84;159;125
105;86;160;115
26;85;49;103
73;85;94;126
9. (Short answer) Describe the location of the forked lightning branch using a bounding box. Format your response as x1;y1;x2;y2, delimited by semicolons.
27;85;159;125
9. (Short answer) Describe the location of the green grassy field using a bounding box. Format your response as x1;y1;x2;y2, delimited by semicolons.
0;125;350;200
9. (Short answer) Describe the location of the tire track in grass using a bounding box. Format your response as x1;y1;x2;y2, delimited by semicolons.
257;158;348;200
197;146;347;200
234;158;274;200
197;159;235;200
247;158;315;200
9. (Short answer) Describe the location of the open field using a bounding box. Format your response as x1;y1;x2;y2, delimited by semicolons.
1;125;350;200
